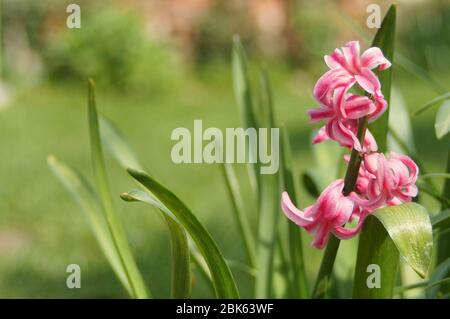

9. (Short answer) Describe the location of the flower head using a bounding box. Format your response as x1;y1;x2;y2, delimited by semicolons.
350;152;419;211
281;180;367;249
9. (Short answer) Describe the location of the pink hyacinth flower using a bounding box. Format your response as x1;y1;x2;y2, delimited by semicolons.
350;152;419;212
281;179;367;249
324;41;390;119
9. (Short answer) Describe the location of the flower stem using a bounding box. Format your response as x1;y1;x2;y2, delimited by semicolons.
343;116;368;195
311;116;369;298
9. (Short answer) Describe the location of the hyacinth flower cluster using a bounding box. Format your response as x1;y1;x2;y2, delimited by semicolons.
281;41;419;249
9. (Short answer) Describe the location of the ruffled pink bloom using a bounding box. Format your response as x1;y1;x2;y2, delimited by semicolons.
308;41;391;151
281;179;368;249
323;41;389;121
350;152;419;211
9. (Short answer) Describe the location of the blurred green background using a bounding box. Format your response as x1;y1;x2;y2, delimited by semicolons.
0;0;448;298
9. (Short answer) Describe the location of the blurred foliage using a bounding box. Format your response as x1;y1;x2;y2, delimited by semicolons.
41;6;183;93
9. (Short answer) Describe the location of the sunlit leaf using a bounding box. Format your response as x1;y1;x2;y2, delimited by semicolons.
87;79;149;298
99;116;143;171
435;100;450;139
99;114;191;299
373;203;433;278
122;171;240;298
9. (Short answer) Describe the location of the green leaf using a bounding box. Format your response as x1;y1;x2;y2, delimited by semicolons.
280;126;309;298
426;258;450;298
47;155;133;296
122;171;240;298
301;172;320;198
163;213;192;298
353;216;399;298
435;100;450;139
254;69;280;298
412;92;450;116
221;163;256;268
99;114;191;299
232;36;259;194
87;79;148;299
437;142;450;270
99;116;143;171
432;209;450;230
388;89;416;153
367;4;396;152
190;247;215;296
373;203;433;278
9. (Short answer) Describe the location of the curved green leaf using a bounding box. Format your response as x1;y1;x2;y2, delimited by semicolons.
99;114;191;299
373;203;433;278
163;214;192;298
47;155;133;296
122;171;240;298
435;100;450;139
87;79;148;298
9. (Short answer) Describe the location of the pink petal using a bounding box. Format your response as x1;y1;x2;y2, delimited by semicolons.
311;223;331;249
332;212;368;239
281;192;314;227
360;47;392;71
354;68;381;96
312;126;329;144
341;41;361;73
308;107;334;122
345;95;376;119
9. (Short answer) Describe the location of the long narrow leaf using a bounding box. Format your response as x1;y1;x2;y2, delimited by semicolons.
99;115;191;299
47;155;133;296
123;172;240;298
164;215;192;298
232;36;259;194
254;69;280;298
221;163;256;268
87;79;148;298
280;126;308;298
367;5;396;151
